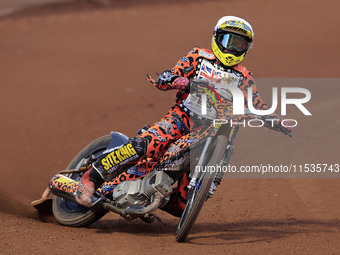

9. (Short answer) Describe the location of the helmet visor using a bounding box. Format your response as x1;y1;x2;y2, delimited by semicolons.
216;32;249;54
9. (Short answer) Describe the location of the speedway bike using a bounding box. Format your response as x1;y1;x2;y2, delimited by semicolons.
32;78;291;242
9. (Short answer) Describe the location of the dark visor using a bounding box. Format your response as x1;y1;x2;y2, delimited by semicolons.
216;32;249;53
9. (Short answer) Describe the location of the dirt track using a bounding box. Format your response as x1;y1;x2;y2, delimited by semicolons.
0;0;340;254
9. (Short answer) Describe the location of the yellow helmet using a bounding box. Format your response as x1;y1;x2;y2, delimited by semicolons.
212;16;254;67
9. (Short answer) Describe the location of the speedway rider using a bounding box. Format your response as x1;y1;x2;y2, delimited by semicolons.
74;16;293;216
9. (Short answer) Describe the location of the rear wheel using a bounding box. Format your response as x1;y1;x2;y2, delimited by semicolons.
52;135;111;227
175;134;228;242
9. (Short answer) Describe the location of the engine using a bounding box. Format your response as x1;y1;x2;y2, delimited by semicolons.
111;170;173;210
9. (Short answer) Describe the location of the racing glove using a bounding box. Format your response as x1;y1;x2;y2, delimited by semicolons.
270;119;294;133
281;120;294;133
172;77;190;90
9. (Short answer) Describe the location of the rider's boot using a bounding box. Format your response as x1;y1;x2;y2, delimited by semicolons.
75;137;149;207
75;168;99;207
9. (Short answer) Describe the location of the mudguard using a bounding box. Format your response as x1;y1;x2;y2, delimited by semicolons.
105;131;129;153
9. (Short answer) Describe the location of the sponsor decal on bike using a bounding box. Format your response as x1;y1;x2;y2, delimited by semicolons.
101;184;117;192
101;144;138;171
127;166;147;176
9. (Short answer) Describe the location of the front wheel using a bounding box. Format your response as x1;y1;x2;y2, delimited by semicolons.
52;135;112;227
175;134;228;242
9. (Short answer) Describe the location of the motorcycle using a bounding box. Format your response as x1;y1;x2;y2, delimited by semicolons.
32;78;291;242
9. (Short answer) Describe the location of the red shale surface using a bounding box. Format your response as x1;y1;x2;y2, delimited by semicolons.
0;0;339;254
